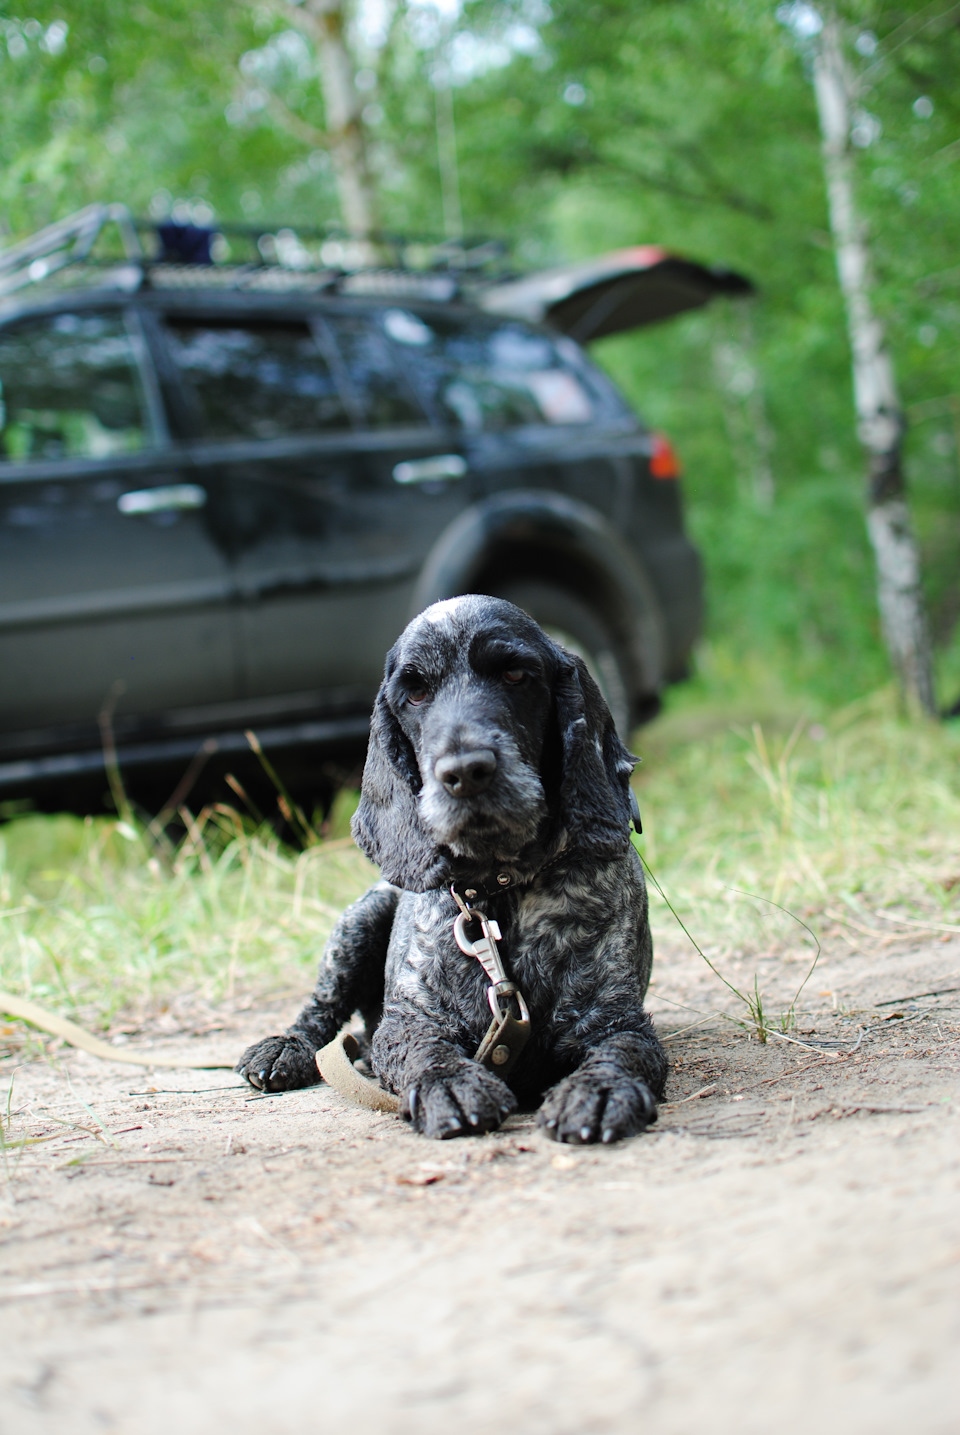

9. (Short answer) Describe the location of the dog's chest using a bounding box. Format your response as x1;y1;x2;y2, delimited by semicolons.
392;855;643;1016
509;877;618;989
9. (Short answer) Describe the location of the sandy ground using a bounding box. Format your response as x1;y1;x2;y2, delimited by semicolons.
1;921;959;1435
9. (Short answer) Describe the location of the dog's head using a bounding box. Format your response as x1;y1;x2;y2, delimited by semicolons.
351;595;636;892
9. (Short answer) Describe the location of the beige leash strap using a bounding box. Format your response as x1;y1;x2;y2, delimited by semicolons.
316;1031;399;1112
0;990;234;1070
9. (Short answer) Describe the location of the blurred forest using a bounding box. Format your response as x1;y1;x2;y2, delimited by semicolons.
2;0;959;712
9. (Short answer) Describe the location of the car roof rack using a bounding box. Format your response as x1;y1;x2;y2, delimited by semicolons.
0;203;512;304
0;204;755;339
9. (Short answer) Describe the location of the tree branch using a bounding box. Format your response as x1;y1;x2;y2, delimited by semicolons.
524;133;773;220
860;1;960;84
261;90;333;150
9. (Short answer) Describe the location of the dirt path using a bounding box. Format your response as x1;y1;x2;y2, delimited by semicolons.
1;929;959;1435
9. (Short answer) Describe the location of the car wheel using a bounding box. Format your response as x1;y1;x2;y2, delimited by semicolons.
491;580;633;736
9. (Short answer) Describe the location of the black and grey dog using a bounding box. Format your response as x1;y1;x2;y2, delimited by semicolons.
236;595;667;1143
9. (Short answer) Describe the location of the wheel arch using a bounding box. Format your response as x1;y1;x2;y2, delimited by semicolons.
410;490;666;707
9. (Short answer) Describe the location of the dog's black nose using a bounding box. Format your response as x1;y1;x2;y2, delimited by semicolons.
435;749;497;798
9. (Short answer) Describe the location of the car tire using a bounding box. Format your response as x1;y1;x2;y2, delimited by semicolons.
491;580;633;736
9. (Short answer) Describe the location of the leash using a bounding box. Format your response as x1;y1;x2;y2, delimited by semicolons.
0;989;234;1069
316;884;532;1112
449;886;531;1075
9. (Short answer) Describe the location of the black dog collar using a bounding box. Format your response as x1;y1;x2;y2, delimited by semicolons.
451;792;641;906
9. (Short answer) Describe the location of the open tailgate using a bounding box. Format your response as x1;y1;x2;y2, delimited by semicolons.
479;245;754;342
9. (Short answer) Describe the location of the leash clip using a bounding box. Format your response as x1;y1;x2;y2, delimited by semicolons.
453;907;507;986
451;886;531;1077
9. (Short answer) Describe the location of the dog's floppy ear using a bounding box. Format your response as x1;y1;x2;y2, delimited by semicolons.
351;683;449;892
551;650;636;856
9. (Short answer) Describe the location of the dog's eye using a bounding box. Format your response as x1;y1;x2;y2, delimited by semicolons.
503;668;526;685
406;686;429;705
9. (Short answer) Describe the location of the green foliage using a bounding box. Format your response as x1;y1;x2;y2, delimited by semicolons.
1;0;959;704
0;1;341;232
519;0;960;704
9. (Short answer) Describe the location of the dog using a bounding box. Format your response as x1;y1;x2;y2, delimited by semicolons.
236;594;667;1143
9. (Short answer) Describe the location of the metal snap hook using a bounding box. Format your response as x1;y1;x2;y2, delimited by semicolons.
453;909;483;957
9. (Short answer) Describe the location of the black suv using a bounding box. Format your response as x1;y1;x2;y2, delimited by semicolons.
0;207;748;817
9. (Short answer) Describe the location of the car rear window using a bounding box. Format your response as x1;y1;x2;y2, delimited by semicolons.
0;311;155;463
164;318;348;440
380;310;597;431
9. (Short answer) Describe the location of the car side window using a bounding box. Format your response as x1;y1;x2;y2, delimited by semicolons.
164;318;348;440
322;313;425;428
381;310;596;432
0;311;155;463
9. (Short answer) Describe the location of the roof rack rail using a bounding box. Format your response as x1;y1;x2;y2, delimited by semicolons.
0;203;143;298
0;204;514;303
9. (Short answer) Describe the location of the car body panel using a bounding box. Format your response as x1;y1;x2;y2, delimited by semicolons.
0;235;712;804
0;305;237;746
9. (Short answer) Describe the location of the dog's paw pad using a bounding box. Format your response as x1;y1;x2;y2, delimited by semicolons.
235;1034;320;1092
598;1080;657;1142
538;1073;657;1144
402;1062;516;1140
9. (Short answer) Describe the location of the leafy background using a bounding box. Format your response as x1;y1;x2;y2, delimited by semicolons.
2;0;959;713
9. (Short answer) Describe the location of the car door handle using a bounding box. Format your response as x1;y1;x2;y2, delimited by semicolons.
117;484;207;515
392;454;467;485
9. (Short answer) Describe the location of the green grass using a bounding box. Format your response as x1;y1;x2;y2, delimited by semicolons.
633;682;960;1033
0;796;376;1031
1;685;958;1037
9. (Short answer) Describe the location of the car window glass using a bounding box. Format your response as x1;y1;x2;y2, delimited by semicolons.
381;311;596;431
326;313;424;428
553;335;635;423
382;310;432;347
164;318;347;440
0;312;154;463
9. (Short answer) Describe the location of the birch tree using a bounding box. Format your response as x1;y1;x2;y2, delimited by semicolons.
807;9;936;714
279;0;380;236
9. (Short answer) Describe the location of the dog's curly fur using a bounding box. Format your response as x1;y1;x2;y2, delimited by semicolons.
236;595;667;1143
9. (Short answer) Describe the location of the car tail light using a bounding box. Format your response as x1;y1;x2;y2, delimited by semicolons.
649;431;681;480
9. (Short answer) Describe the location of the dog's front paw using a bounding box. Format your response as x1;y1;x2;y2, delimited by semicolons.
538;1070;657;1144
235;1033;320;1092
401;1061;517;1140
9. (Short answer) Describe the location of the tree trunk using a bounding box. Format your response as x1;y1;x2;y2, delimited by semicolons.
713;302;775;511
811;15;936;715
300;0;379;236
433;59;463;242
